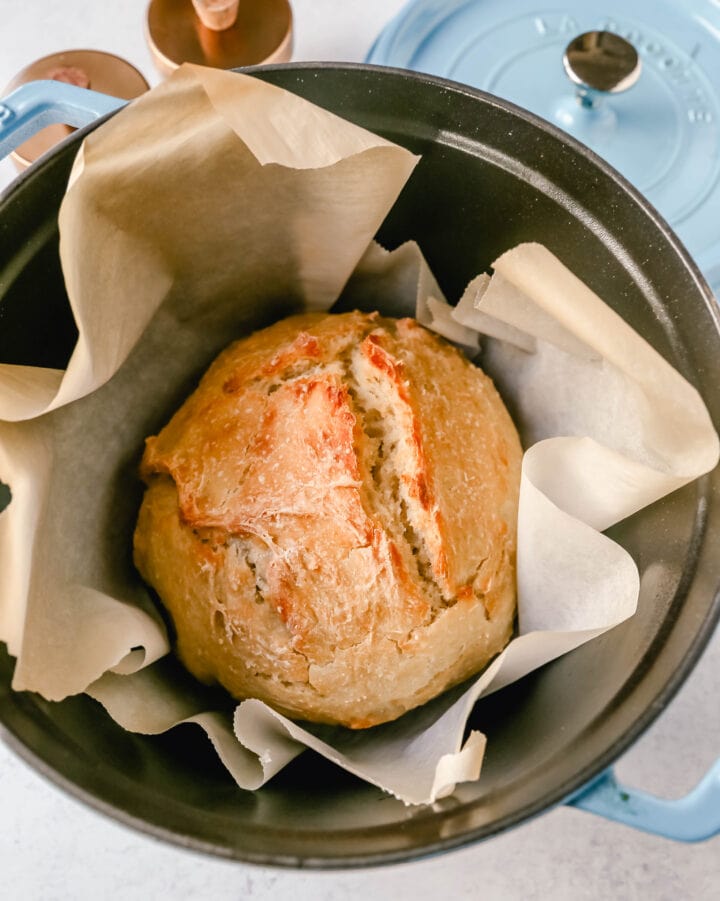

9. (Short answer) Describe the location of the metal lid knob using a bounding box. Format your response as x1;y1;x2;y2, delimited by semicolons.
146;0;293;77
563;31;641;108
2;50;149;171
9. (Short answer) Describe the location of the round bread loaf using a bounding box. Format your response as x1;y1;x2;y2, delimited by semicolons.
133;311;522;728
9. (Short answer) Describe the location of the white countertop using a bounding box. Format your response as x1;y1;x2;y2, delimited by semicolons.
1;1;719;897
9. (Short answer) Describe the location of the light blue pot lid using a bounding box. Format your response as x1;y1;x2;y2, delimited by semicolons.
368;0;720;294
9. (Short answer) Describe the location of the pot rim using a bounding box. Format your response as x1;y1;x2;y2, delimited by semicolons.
1;61;719;868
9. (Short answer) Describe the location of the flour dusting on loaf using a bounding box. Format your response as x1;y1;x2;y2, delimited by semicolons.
133;311;522;728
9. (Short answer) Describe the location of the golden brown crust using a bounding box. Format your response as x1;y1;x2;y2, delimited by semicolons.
134;311;522;728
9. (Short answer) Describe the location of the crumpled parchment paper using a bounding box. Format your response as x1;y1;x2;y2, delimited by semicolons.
0;64;717;805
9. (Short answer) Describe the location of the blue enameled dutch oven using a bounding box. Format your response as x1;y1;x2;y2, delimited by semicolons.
0;65;719;867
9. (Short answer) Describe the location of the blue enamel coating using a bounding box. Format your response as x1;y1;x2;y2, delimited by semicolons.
568;760;720;841
0;80;126;160
367;0;720;297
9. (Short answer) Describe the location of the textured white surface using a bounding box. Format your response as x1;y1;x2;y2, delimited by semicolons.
1;1;719;897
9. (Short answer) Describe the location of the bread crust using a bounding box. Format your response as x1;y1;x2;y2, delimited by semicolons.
134;311;522;728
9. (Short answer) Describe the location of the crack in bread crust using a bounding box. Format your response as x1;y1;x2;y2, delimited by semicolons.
344;339;446;618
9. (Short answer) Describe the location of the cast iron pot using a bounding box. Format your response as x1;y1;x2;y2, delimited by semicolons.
1;64;719;866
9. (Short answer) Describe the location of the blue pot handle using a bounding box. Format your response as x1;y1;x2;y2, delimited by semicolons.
567;759;720;841
0;80;126;161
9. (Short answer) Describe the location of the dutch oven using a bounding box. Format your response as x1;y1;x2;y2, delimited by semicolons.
0;64;719;866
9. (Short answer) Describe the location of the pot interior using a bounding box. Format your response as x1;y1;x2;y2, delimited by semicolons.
1;64;719;867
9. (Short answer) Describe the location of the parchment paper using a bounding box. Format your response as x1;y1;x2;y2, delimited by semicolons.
0;64;717;806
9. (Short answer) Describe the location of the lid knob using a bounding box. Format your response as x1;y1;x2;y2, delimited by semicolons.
563;31;641;108
146;0;293;77
46;65;91;90
191;0;239;32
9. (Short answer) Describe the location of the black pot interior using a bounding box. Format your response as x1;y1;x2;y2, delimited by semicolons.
1;64;719;867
